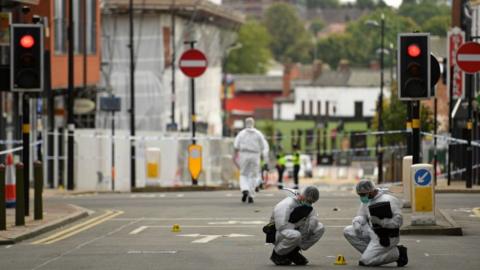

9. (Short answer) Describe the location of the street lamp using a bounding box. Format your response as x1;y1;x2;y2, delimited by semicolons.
222;42;242;137
366;13;385;184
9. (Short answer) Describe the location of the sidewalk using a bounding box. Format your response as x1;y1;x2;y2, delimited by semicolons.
0;200;89;245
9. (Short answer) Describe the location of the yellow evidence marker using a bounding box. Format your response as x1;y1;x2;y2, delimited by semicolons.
171;224;181;233
334;255;347;265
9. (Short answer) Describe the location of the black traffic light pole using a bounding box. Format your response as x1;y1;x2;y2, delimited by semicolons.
185;40;198;186
411;101;421;164
377;15;385;183
22;93;30;216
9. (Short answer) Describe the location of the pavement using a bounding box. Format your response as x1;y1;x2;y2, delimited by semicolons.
0;200;89;245
0;189;479;270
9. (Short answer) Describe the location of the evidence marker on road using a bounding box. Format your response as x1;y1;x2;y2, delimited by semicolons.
31;210;123;245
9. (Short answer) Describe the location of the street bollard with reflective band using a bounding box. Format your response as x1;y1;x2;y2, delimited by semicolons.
402;156;413;208
34;161;43;220
15;163;25;226
0;164;6;230
411;164;436;225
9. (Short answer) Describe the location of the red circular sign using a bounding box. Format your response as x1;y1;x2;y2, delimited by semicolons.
456;42;480;74
179;49;208;78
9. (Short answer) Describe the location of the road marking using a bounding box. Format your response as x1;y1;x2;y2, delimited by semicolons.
31;218;140;270
208;220;265;225
177;194;184;197
178;233;253;243
129;225;149;235
127;250;177;254
5;245;12;249
32;210;123;245
472;207;480;217
112;217;351;221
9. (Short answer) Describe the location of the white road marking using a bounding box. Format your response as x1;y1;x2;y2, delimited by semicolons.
225;193;233;197
127;250;177;254
112;217;351;221
208;220;264;225
177;194;184;198
129;226;149;235
178;233;253;243
425;253;430;257
5;245;12;249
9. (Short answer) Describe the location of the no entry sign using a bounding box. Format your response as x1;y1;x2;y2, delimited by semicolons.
179;49;208;78
456;42;480;74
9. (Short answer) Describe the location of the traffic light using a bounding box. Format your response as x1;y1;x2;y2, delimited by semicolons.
10;24;43;92
398;33;430;100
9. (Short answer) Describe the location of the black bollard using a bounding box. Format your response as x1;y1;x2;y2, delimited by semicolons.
34;161;43;220
15;163;25;226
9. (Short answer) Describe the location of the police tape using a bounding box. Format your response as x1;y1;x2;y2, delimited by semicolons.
0;140;43;156
437;164;480;178
420;132;480;147
45;131;229;142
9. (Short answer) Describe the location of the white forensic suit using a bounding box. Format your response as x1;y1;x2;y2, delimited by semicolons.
234;127;269;198
270;197;325;255
343;190;403;266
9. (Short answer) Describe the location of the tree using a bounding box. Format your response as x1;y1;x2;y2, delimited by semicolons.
422;15;451;37
309;19;326;36
398;1;450;26
316;9;418;68
263;3;313;63
225;20;272;74
306;0;340;9
373;81;434;145
356;0;376;9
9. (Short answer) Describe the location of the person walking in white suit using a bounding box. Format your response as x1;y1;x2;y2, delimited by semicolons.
234;117;269;203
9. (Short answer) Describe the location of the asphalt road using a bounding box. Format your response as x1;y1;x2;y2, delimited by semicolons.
1;189;480;270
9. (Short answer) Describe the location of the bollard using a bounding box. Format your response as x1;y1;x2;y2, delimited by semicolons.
0;164;6;230
402;156;413;208
15;163;25;226
34;161;43;220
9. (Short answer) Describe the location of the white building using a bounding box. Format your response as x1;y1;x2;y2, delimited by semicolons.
274;69;391;121
100;0;244;135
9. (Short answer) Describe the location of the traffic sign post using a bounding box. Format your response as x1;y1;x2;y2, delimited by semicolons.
411;164;435;225
179;42;207;185
456;42;480;74
448;27;465;99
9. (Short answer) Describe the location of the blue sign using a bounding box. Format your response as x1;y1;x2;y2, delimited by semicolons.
414;168;432;186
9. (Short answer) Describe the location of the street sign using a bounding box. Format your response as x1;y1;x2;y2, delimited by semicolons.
447;27;465;99
179;49;208;78
456;42;480;74
414;168;432;186
188;144;203;180
411;164;435;225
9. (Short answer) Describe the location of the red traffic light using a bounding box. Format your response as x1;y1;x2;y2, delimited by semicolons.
407;44;421;58
20;35;35;48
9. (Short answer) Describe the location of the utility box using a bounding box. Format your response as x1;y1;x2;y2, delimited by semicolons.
145;148;161;185
411;163;436;225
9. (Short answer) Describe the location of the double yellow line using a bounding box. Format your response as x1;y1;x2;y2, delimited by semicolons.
32;210;124;245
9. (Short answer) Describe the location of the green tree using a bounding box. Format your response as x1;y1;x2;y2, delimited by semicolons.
373;81;434;145
306;0;340;8
398;1;450;26
356;0;376;9
263;3;313;63
316;9;418;68
422;15;451;37
309;19;326;36
225;20;272;74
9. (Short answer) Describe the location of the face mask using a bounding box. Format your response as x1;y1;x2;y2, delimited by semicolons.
360;196;370;204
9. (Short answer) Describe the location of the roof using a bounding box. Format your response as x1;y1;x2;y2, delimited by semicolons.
233;75;284;92
103;0;245;28
311;69;391;87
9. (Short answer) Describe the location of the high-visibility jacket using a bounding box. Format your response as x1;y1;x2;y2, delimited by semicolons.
292;151;301;166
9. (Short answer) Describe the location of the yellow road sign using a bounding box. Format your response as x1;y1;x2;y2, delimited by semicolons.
188;144;203;180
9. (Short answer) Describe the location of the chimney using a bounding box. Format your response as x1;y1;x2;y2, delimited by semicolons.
283;63;295;97
312;60;323;81
338;59;350;72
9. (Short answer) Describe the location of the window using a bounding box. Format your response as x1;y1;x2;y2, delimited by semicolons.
54;0;67;54
301;100;305;115
309;100;313;115
325;101;329;117
355;101;363;118
317;101;321;116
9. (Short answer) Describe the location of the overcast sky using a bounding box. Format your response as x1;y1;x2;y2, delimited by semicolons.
341;0;402;8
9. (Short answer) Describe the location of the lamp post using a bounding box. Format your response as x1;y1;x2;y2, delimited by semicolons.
366;13;385;183
222;43;242;137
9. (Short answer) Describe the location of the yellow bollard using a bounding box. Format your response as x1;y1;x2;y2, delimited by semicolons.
334;255;347;265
